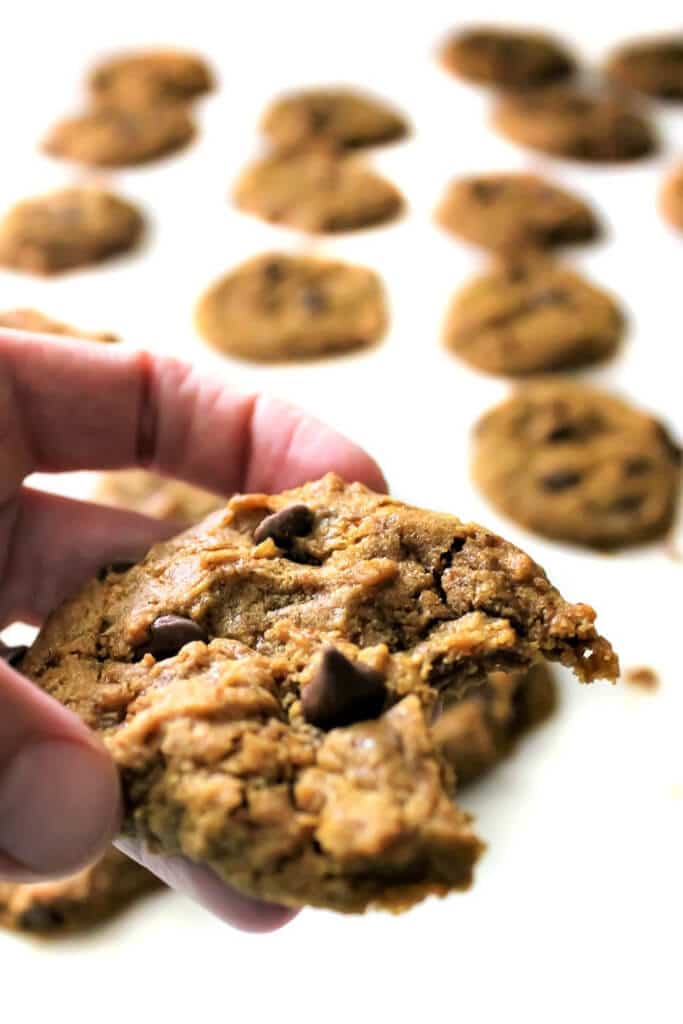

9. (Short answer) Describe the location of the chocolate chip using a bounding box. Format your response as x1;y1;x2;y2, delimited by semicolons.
624;457;653;477
471;180;503;202
253;503;314;547
0;642;28;667
308;107;331;131
18;905;66;932
302;647;387;730
540;469;583;492
610;494;645;513
263;260;285;284
545;423;582;443
300;286;327;313
149;615;208;660
97;560;136;581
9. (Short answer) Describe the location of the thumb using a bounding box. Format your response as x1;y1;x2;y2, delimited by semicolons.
0;647;121;881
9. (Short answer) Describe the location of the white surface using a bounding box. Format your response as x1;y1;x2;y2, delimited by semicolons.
1;2;682;1022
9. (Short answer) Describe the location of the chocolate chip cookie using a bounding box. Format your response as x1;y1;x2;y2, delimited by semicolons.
659;164;683;232
0;308;117;343
0;188;144;275
443;260;624;375
472;382;681;549
0;848;160;937
605;35;683;100
95;470;224;523
260;87;408;151
439;27;575;89
432;663;556;786
43;104;195;167
21;474;617;913
195;252;387;361
88;49;214;108
492;87;657;162
233;149;404;232
436;173;600;253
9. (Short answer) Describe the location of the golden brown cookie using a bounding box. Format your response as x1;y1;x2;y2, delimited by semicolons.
435;173;600;253
0;848;161;936
659;164;683;232
492;86;657;162
472;381;681;549
95;470;224;523
439;26;575;89
88;49;214;108
260;87;408;151
43;104;195;167
0;188;144;275
233;149;404;232
195;252;387;361
443;260;624;375
605;35;683;100
20;474;617;913
0;308;117;343
432;664;557;786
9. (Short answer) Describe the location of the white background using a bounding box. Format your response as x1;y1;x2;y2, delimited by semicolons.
0;2;682;1022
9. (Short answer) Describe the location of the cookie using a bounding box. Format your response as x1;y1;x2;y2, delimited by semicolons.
605;35;683;100
492;87;657;162
472;381;681;549
95;470;224;523
659;164;683;232
88;49;214;108
21;474;617;913
260;88;408;151
43;104;195;167
195;253;387;361
439;27;575;89
0;308;117;343
432;663;556;786
443;260;624;375
0;848;160;936
435;173;600;253
233;149;404;232
0;188;144;275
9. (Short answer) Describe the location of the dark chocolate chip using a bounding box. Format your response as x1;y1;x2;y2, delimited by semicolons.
149;615;208;660
610;494;645;513
308;107;331;131
540;469;583;492
302;647;387;730
97;560;136;581
263;260;285;284
253;503;314;547
18;904;67;932
545;423;582;443
624;457;653;477
0;642;28;668
300;286;327;313
471;180;503;202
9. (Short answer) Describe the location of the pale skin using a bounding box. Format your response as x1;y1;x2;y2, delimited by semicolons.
0;332;385;932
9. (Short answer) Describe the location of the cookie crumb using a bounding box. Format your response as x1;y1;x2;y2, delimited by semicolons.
623;666;659;690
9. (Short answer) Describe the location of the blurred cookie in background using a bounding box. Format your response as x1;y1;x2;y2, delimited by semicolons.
605;34;683;100
492;86;657;162
195;252;387;362
659;164;683;232
439;26;575;89
436;172;600;253
0;308;118;343
95;470;224;524
443;259;624;375
433;664;557;786
261;87;408;151
43;104;196;167
233;148;404;232
88;49;214;108
0;188;144;275
472;380;681;549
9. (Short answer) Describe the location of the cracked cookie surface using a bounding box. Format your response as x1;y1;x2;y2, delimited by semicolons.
443;260;624;375
472;381;681;549
21;475;617;912
233;149;404;232
436;173;599;253
0;188;144;275
261;88;408;151
195;252;387;361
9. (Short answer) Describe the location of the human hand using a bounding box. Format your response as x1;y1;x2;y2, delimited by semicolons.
0;331;385;931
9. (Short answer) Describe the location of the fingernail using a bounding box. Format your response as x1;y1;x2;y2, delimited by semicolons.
0;739;121;876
